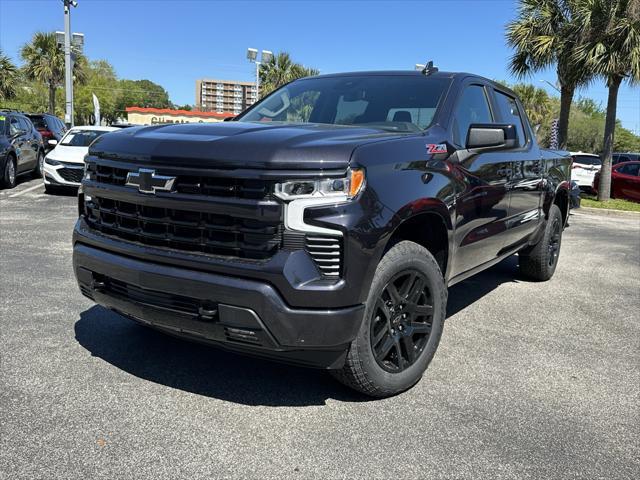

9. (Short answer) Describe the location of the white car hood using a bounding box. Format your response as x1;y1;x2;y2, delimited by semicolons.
47;145;89;164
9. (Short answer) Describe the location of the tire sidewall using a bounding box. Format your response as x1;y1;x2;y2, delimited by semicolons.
354;241;447;393
543;205;563;275
4;156;16;188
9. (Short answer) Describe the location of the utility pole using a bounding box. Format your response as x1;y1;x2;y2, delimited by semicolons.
63;0;78;127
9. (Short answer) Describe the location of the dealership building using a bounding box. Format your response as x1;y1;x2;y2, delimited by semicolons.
126;106;234;125
195;79;258;115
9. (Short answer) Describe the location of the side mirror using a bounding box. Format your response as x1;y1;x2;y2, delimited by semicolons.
48;139;58;146
466;124;518;151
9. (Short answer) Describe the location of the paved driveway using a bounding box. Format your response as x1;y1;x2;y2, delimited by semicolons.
1;179;639;479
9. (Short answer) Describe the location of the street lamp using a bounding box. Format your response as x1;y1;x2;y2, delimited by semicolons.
247;48;273;101
61;0;80;126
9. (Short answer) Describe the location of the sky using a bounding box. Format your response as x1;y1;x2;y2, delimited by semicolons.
1;0;638;132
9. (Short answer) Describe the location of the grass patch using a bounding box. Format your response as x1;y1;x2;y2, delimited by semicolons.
580;193;640;212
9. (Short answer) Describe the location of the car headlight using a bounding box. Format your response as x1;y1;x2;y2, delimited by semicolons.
45;157;61;166
274;169;365;201
275;169;365;236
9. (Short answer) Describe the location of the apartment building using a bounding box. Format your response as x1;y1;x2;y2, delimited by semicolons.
195;79;258;115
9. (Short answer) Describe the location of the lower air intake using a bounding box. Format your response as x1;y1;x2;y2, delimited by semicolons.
305;235;342;278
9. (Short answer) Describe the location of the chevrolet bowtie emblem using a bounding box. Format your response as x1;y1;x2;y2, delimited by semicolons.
126;169;176;194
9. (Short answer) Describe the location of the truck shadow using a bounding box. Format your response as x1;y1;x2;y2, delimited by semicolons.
74;305;371;407
446;255;520;317
74;255;521;406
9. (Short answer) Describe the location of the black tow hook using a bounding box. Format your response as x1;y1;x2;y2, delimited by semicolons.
197;305;218;322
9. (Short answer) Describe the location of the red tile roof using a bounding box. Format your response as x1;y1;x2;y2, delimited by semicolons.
126;106;235;118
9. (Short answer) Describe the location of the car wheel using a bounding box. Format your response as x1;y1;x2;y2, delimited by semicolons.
2;156;17;189
330;240;447;397
33;151;44;178
519;204;563;281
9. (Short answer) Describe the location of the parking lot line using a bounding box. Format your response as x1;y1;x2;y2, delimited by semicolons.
8;183;44;198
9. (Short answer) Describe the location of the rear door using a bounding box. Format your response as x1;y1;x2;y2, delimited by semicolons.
452;82;513;276
8;116;29;171
490;88;544;250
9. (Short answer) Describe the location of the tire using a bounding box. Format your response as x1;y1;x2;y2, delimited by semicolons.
519;204;563;281
2;155;17;189
33;150;44;178
331;240;447;397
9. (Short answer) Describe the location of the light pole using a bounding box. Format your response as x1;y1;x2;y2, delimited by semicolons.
62;0;79;126
247;48;273;101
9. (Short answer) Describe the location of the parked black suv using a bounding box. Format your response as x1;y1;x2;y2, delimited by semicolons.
73;71;571;396
0;110;45;188
26;113;66;152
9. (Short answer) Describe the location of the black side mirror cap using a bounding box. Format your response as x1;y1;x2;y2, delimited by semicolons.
466;123;518;151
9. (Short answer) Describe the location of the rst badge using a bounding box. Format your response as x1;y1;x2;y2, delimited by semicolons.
426;143;448;154
126;169;176;194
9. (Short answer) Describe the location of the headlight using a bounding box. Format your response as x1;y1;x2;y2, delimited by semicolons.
45;157;61;166
274;169;365;201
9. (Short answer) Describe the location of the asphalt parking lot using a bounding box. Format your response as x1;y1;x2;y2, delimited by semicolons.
1;177;639;479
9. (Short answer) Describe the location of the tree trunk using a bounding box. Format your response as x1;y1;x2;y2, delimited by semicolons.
598;75;622;202
48;82;55;114
558;84;574;150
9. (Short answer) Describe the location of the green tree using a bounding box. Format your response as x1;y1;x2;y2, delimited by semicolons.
511;83;553;127
115;79;170;117
506;0;590;149
259;52;319;96
20;31;86;114
74;60;119;124
574;0;640;201
0;49;18;101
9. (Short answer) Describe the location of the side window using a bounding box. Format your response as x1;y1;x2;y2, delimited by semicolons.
9;117;21;135
18;117;32;132
453;85;493;146
494;90;526;147
618;163;640;176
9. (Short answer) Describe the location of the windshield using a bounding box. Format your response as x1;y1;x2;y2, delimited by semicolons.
60;129;109;147
239;75;450;132
28;116;47;129
0;115;5;134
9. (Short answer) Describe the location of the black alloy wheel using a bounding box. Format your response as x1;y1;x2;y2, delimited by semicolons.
370;270;434;373
548;218;561;267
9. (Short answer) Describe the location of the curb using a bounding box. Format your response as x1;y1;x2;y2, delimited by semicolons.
572;206;640;217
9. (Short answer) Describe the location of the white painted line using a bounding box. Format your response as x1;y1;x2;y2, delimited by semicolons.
8;183;44;198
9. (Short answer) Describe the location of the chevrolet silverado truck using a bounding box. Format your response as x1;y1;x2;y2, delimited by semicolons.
73;70;571;397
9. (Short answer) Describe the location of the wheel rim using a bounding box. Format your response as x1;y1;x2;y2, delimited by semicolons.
38;154;44;177
7;160;15;185
548;219;561;267
370;270;434;373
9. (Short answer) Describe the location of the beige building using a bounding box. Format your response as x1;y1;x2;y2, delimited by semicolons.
195;79;258;115
126;106;234;125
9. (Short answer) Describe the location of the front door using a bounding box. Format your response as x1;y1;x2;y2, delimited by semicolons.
451;84;512;276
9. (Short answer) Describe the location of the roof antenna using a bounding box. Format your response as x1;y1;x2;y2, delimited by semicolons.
422;61;439;76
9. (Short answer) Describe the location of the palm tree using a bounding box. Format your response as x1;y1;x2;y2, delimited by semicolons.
574;0;640;201
259;52;318;96
506;0;590;149
20;31;86;114
0;49;18;101
511;83;553;126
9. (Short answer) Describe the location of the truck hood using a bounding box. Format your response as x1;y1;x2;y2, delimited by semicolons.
88;121;410;170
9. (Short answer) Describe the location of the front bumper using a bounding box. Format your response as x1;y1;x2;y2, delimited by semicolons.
73;242;365;369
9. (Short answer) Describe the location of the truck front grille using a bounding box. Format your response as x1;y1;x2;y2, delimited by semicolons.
84;196;282;260
88;163;273;200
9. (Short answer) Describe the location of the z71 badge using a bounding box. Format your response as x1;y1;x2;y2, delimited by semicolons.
426;143;448;154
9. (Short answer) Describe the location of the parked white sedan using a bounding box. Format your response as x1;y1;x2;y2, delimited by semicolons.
570;152;601;190
43;126;118;192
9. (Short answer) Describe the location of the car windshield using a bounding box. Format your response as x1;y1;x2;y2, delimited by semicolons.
238;75;451;132
60;129;109;147
573;155;601;166
0;115;5;134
